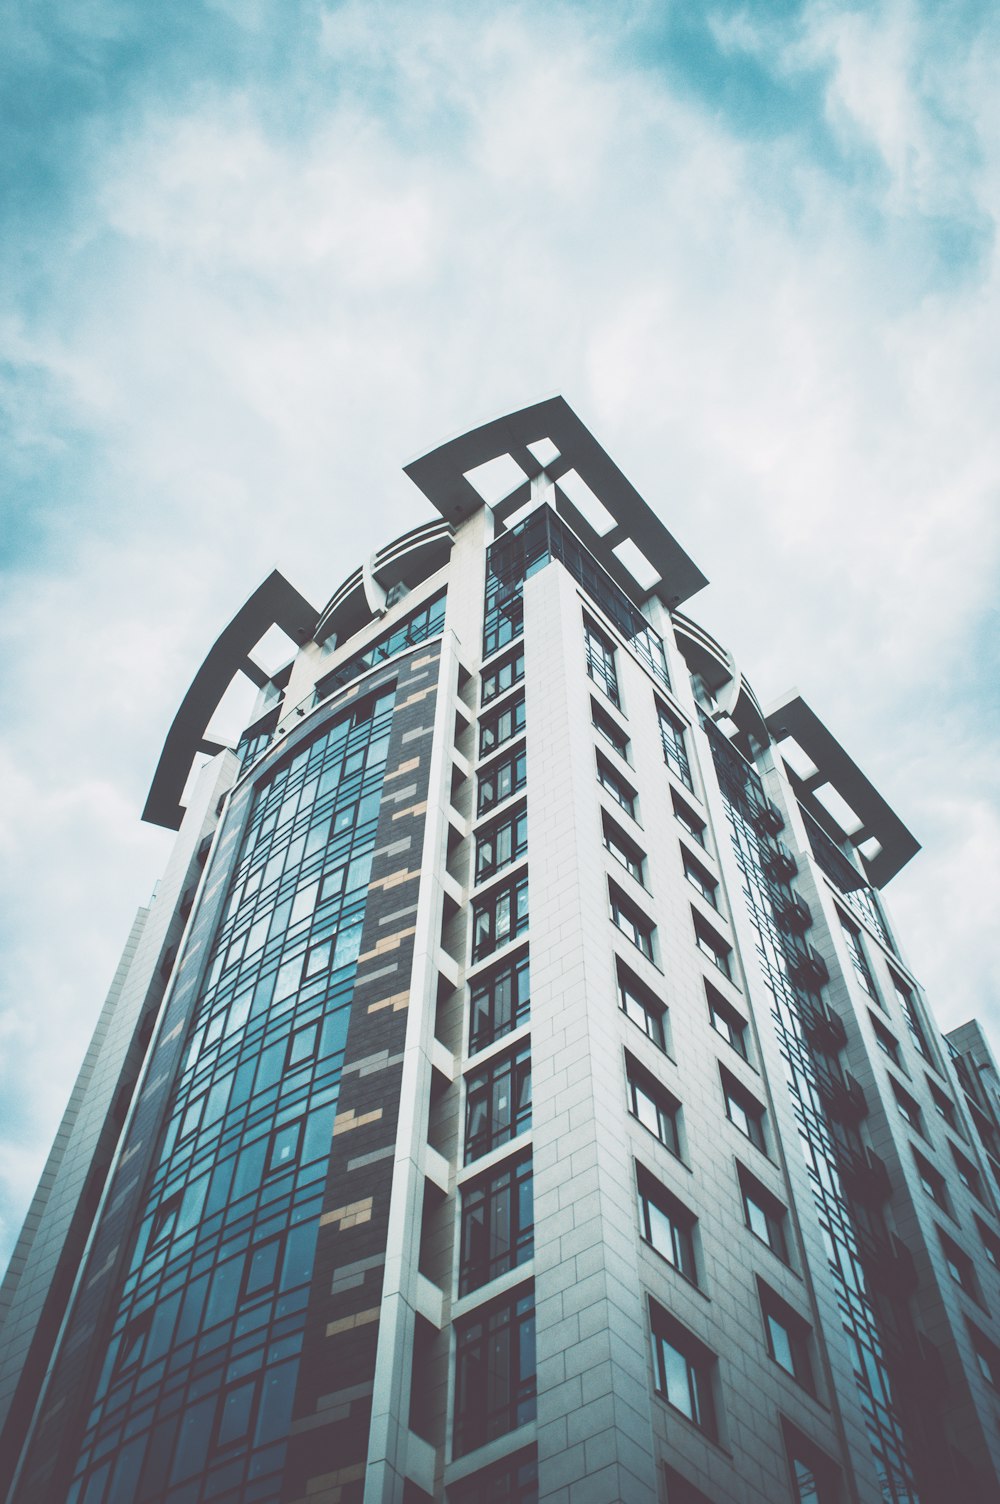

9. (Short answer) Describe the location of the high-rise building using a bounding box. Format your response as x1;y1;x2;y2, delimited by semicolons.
2;397;999;1504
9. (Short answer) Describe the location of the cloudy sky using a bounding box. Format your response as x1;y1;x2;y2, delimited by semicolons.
1;0;998;1271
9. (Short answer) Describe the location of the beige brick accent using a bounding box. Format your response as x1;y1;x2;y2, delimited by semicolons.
320;1197;373;1230
397;686;434;707
293;1462;366;1503
391;801;427;821
332;1107;383;1137
357;926;416;962
411;653;435;668
384;757;420;780
325;1307;380;1337
367;990;409;1014
367;867;418;893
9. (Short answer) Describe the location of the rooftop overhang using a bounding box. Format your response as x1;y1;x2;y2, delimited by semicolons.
143;571;320;831
765;694;920;889
404;396;708;611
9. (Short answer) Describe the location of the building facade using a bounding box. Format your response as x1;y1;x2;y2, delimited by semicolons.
2;397;999;1504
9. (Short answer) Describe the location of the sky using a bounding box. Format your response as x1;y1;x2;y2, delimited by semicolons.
1;0;998;1272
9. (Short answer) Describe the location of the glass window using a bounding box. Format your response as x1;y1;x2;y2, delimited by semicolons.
602;813;646;885
738;1165;789;1261
618;961;667;1051
475;803;528;884
313;592;446;700
266;1119;302;1174
481;648;525;705
591;699;629;761
469;950;531;1054
891;971;932;1061
657;703;692;791
783;1426;842;1504
927;1076;961;1133
609;881;655;961
839;913;878;999
890;1078;925;1136
459;1152;534;1295
869;1012;903;1067
951;1144;985;1203
596;752;637;819
938;1229;981;1301
465;1044;532;1163
693;912;732;980
760;1284;814;1389
649;1300;717;1437
454;1287;536;1455
637;1166;697;1283
450;1449;539;1504
584;615;620;707
975;1216;1000;1269
683;851;718;908
480;693;526;757
722;1069;766;1152
911;1148;949;1212
478;744;527;816
671;789;706;847
626;1053;681;1156
706;982;748;1059
472;874;529;962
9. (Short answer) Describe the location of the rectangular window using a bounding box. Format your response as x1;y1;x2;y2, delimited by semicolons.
839;913;878;999
454;1287;536;1455
460;1152;534;1295
649;1300;717;1438
938;1228;981;1302
706;982;749;1059
721;1067;767;1152
969;1323;1000;1389
657;702;693;791
683;850;718;908
481;647;525;706
584;615;620;707
465;1044;532;1163
890;1078;925;1136
693;911;732;980
596;752;637;819
610;881;655;961
479;692;526;757
478;744;527;816
759;1281;814;1391
475;803;528;884
951;1144;985;1203
637;1165;698;1283
782;1423;842;1504
618;960;668;1051
671;788;706;846
912;1147;950;1212
625;1052;681;1156
469;951;530;1054
975;1216;1000;1270
738;1164;789;1262
449;1449;539;1504
927;1077;961;1133
891;971;932;1060
869;1011;903;1068
591;699;630;761
472;873;529;962
603;813;646;885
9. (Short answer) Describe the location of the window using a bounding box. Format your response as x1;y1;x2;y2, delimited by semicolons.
869;1012;903;1068
839;914;878;999
479;692;526;757
649;1300;717;1437
475;803;528;884
481;648;524;705
266;1118;302;1174
951;1144;985;1203
968;1323;1000;1389
938;1228;981;1302
454;1287;536;1455
760;1282;814;1391
782;1422;842;1504
584;615;620;706
661;1465;716;1504
603;813;646;885
706;982;748;1059
150;1192;182;1249
625;1052;682;1156
683;850;718;908
478;744;527;816
472;873;529;962
693;911;732;980
618;960;668;1050
637;1165;698;1283
927;1076;961;1133
465;1044;531;1163
671;788;706;846
596;752;637;818
890;1078;925;1136
460;1152;534;1295
469;951;530;1054
891;971;932;1061
610;881;655;961
721;1068;767;1152
657;702;693;790
912;1148;950;1213
591;699;629;761
450;1448;539;1504
738;1164;789;1262
975;1216;1000;1270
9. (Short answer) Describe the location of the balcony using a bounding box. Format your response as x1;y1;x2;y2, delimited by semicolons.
815;1063;868;1124
774;894;813;936
789;944;830;989
858;1229;918;1295
762;840;797;882
799;995;848;1054
753;798;785;837
836;1142;891;1204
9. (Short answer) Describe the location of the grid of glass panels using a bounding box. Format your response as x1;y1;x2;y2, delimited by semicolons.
313;590;446;702
66;688;396;1504
801;808;892;948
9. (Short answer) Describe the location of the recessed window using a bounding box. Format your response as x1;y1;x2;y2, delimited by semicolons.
839;913;878;1000
603;812;646;886
479;692;526;758
475;802;528;884
890;1078;925;1137
597;752;637;819
618;959;668;1051
975;1215;1000;1270
721;1067;767;1153
927;1076;962;1134
657;702;693;791
459;1152;534;1295
891;970;932;1061
706;982;749;1060
911;1147;950;1213
938;1228;981;1302
968;1322;1000;1389
738;1164;789;1262
469;950;530;1054
464;1044;532;1164
661;1464;716;1504
584;615;620;707
481;647;525;706
471;873;529;962
950;1144;985;1203
477;743;527;817
637;1165;698;1283
625;1051;681;1156
693;911;733;981
683;850;718;908
591;699;630;762
649;1299;718;1438
759;1281;814;1391
782;1422;842;1504
869;1012;903;1069
671;788;706;847
454;1287;536;1455
609;881;655;962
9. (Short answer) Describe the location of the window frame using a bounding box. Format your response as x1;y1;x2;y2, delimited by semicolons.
625;1051;682;1157
453;1286;537;1456
706;982;749;1060
617;959;668;1051
759;1281;815;1392
637;1164;698;1284
583;614;621;707
475;802;529;885
596;751;637;819
721;1067;767;1153
459;1151;534;1295
464;1042;532;1164
591;698;630;762
670;788;706;847
479;692;527;758
471;872;529;963
682;849;718;909
481;647;525;706
469;949;531;1055
477;742;527;817
602;812;646;886
738;1163;789;1262
609;880;656;962
649;1299;718;1438
657;701;693;791
693;911;733;981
